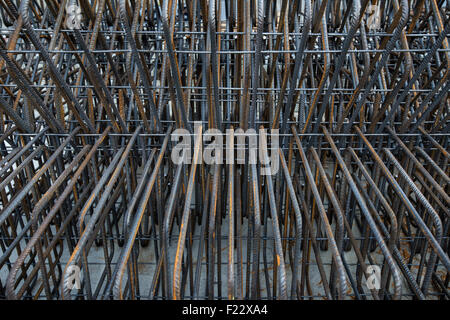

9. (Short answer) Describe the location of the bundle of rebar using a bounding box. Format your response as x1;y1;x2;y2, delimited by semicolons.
0;0;449;300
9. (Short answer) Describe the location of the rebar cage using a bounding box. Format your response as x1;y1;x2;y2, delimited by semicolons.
0;0;449;300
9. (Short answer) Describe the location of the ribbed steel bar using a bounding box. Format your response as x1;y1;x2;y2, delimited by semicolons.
0;0;448;301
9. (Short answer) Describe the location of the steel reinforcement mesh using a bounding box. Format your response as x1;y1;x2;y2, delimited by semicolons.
0;0;449;300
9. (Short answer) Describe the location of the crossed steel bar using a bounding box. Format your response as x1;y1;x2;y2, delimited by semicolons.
0;0;448;300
